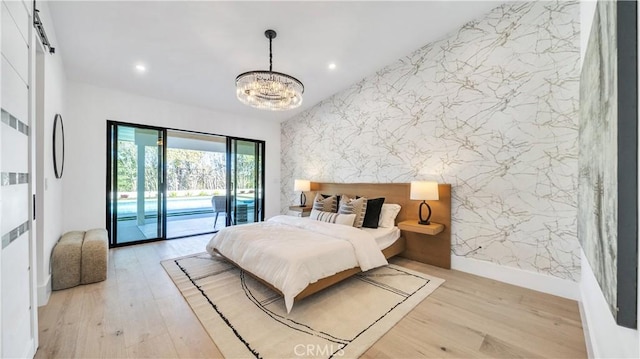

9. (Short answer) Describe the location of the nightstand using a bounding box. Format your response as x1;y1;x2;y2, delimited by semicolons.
398;219;450;269
287;206;312;218
398;220;444;235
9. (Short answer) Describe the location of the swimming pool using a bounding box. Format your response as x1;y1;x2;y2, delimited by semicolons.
116;196;254;216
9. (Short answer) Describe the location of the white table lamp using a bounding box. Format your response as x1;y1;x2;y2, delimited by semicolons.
410;181;439;225
294;179;311;207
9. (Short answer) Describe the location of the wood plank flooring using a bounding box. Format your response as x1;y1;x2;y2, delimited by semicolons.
35;235;587;358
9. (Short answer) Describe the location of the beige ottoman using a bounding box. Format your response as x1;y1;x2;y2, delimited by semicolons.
51;231;84;290
81;229;108;285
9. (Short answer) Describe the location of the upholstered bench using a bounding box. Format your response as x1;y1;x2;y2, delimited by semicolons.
51;229;108;290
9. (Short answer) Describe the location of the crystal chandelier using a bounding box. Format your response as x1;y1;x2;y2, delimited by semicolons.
236;30;304;111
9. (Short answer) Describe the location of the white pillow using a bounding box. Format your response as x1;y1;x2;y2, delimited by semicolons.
378;204;401;228
310;209;356;226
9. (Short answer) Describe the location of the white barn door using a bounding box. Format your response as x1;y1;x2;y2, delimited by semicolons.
1;0;38;357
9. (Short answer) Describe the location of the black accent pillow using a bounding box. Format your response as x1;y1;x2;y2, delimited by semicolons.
362;197;385;228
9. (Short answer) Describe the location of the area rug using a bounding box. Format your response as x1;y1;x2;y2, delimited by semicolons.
161;253;444;358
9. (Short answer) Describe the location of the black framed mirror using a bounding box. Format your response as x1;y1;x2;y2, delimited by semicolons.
53;113;64;179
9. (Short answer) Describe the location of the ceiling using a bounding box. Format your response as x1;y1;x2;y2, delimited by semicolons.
48;1;501;122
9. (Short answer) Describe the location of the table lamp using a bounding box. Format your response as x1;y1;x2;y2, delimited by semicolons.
294;179;310;207
410;181;439;225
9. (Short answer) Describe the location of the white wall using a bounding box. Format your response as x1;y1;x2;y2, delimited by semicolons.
33;0;66;306
62;82;281;233
577;1;640;357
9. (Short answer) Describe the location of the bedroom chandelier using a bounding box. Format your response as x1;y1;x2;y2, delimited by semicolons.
235;29;304;111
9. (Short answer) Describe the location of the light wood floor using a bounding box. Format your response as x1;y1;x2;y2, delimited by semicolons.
36;235;587;358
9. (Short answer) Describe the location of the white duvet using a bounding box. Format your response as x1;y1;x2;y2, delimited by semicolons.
205;215;388;312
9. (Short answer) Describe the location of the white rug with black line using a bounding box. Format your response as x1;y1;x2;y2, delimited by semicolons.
161;252;444;358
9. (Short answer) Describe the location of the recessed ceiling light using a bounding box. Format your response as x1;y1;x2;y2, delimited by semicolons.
328;63;337;70
135;64;147;73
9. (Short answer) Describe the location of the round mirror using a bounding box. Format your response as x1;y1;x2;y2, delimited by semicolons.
53;114;64;178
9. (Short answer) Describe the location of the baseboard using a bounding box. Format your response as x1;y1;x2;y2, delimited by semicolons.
451;255;580;300
22;338;35;359
578;296;596;359
578;249;639;358
37;274;51;306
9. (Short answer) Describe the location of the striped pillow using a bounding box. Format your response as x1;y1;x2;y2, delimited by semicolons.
338;195;368;228
310;209;356;226
312;193;337;212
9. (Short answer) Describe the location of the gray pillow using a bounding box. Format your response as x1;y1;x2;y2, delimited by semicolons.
312;193;337;212
338;195;368;228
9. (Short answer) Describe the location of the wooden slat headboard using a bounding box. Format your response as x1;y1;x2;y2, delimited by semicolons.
311;183;451;229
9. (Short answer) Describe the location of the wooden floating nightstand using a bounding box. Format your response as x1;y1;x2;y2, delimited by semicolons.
398;220;444;235
287;206;312;218
398;219;450;269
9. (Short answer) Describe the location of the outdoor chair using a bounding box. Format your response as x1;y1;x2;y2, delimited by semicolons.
211;195;227;228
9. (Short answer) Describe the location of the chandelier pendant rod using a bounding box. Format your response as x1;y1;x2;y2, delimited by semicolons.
265;29;276;72
269;34;273;72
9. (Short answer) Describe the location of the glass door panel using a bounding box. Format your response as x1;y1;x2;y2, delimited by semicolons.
165;130;226;238
227;138;264;226
227;138;237;225
107;122;165;245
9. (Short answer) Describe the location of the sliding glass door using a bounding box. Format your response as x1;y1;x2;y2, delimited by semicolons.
227;138;265;226
165;130;227;238
107;122;265;246
107;122;165;245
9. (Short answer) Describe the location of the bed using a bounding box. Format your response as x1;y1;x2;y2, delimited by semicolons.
205;182;450;312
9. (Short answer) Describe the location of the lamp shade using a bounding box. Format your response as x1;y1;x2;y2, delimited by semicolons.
410;181;439;201
294;179;311;192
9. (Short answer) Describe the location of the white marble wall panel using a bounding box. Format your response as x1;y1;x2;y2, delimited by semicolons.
1;124;28;172
0;185;28;234
1;57;28;121
1;232;31;357
0;0;3;350
281;1;580;280
2;1;30;41
578;0;617;318
1;2;28;82
1;0;33;354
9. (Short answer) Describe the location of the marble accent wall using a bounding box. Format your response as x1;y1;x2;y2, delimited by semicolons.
578;0;619;320
281;1;580;280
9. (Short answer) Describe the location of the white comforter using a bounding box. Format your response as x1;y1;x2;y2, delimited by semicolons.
205;215;388;312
